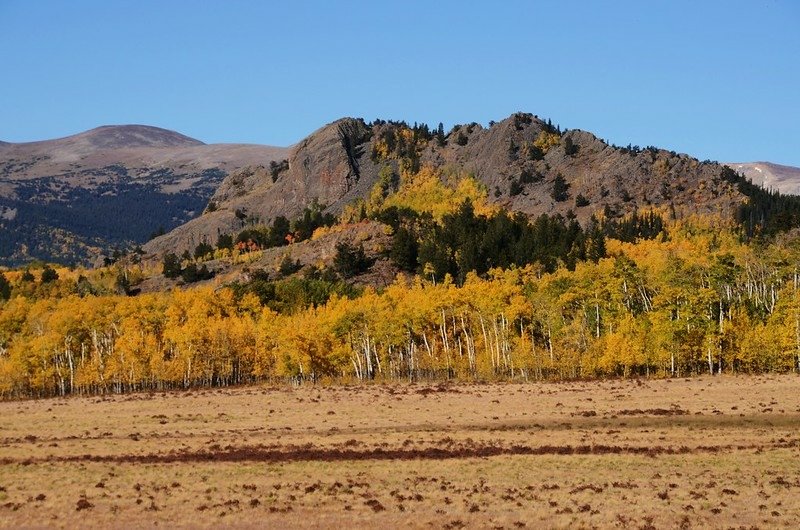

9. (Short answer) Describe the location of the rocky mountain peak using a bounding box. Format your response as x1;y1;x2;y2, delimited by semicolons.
143;112;746;258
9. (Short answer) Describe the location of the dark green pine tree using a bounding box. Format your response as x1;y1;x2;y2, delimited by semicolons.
436;122;446;147
162;253;182;279
390;227;419;272
551;174;569;202
0;272;10;300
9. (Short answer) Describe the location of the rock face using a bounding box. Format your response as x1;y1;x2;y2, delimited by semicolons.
145;113;744;257
0;125;288;265
726;162;800;196
144;118;381;254
415;115;740;222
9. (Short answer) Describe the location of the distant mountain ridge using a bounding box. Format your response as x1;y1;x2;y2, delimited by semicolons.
726;162;800;196
20;124;204;150
0;125;288;265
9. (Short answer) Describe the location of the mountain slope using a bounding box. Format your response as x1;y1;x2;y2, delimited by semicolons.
145;113;743;256
0;125;288;265
726;162;800;196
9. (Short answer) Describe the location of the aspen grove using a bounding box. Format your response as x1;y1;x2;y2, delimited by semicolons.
3;215;800;398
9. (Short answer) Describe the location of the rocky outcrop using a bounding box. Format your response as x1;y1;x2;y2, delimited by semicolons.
144;118;381;255
145;112;744;258
419;114;740;222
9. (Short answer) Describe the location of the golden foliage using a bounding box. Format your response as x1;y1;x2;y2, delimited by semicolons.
3;219;800;398
533;131;561;154
379;165;495;221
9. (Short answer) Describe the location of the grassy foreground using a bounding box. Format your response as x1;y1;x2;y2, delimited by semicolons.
2;375;800;528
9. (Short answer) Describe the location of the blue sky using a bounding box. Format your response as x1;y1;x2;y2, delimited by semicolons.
1;1;798;165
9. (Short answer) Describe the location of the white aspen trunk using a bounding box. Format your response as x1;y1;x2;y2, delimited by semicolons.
363;334;373;377
501;313;510;372
422;332;433;358
492;318;501;373
504;317;515;378
795;310;800;373
595;303;600;338
374;341;382;375
452;313;459;358
461;315;475;374
54;356;64;396
770;285;776;314
92;329;106;385
530;324;540;379
410;339;417;378
440;309;450;355
66;346;74;394
479;314;491;369
718;300;724;374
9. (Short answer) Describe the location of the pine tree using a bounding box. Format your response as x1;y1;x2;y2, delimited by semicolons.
162;253;182;279
333;242;370;278
436;122;446;147
217;234;234;250
40;266;59;283
0;273;10;300
390;227;418;272
551;174;569;202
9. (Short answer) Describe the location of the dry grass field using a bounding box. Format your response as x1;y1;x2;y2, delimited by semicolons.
2;375;800;528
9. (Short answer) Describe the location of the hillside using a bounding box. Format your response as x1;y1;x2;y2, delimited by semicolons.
0;125;288;265
6;117;800;396
3;115;791;269
144;113;744;257
727;161;800;196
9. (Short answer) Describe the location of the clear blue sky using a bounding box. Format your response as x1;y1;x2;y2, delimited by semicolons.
1;1;798;165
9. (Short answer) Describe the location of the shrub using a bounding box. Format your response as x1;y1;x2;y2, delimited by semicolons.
194;241;214;260
181;263;213;283
278;255;302;277
217;234;234;250
551;174;569;202
162;253;182;279
40;266;59;284
333;242;371;278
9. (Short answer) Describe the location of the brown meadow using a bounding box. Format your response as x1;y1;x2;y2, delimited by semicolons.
2;375;800;528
